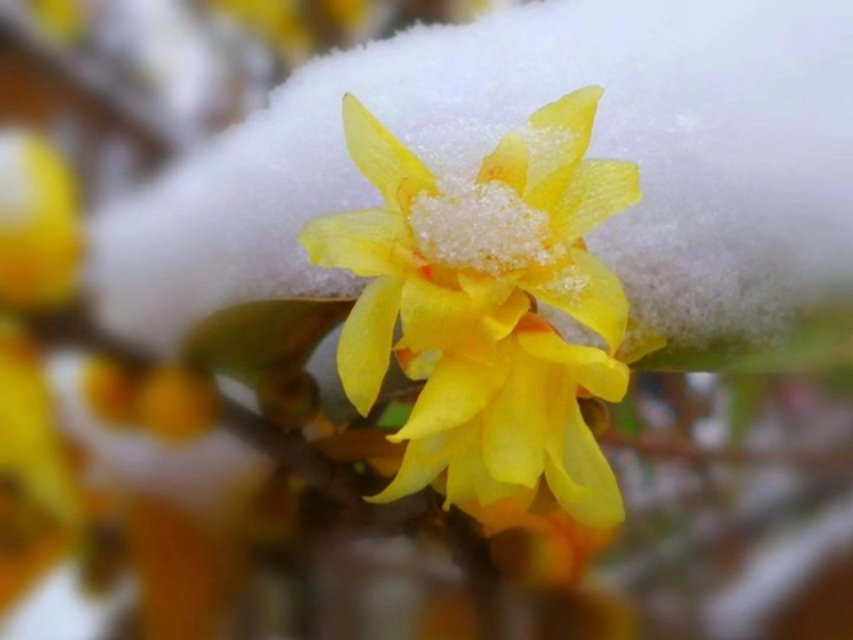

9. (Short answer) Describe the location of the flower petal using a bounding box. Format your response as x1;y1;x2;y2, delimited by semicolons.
521;248;628;353
337;275;404;416
551;160;642;241
482;288;531;342
299;209;416;277
517;332;629;402
543;455;592;513
446;456;519;510
522;86;604;213
456;270;514;306
442;423;519;509
473;470;520;509
366;434;448;504
400;274;494;360
477;132;529;196
546;394;625;528
616;319;668;365
343;94;437;212
443;458;477;509
394;338;441;381
482;341;550;487
390;354;508;443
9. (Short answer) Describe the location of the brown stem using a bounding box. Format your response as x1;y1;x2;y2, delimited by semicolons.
34;302;433;530
601;431;853;476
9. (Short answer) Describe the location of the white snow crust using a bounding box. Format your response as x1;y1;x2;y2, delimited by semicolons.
90;0;853;355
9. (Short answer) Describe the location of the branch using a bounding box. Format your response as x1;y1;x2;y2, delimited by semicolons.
34;303;432;530
601;431;853;476
0;1;194;155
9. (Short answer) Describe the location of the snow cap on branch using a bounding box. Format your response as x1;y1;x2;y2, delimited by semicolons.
90;0;853;356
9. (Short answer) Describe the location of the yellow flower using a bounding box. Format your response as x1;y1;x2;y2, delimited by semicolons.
211;0;315;64
450;0;504;23
469;487;618;587
80;356;140;427
0;321;83;612
300;87;646;527
321;0;371;33
369;315;629;527
0;133;83;310
31;0;86;43
0;319;79;527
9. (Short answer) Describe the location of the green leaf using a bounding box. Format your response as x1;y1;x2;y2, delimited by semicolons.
634;303;853;373
377;401;414;429
182;298;356;430
183;298;354;388
611;398;643;437
726;374;767;443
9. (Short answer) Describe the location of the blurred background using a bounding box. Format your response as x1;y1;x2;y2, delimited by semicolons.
1;1;853;639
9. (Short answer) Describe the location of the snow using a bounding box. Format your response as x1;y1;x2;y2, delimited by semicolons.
89;0;853;356
410;179;556;275
0;564;131;640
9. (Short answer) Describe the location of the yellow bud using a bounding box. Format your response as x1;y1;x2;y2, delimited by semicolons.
321;0;369;31
257;370;319;430
489;528;578;587
31;0;87;43
137;367;221;444
80;357;139;427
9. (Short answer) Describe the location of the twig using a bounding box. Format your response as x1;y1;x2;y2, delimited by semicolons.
222;400;362;510
0;1;195;155
34;303;433;530
98;602;139;640
445;508;503;640
601;431;853;477
606;478;845;590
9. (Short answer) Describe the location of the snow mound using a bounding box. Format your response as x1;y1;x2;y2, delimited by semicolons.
90;0;853;355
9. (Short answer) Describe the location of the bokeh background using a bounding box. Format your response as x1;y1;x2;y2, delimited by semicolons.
1;1;852;639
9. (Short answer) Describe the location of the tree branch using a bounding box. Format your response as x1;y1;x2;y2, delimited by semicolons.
601;431;853;476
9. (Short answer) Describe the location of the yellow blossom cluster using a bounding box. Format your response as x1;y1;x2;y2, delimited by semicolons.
81;358;223;444
301;86;655;528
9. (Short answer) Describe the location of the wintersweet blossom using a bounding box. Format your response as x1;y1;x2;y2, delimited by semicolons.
0;133;82;309
0;319;78;527
136;367;223;444
213;0;374;63
212;0;314;63
371;315;630;527
465;486;617;587
300;87;649;527
30;0;85;42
